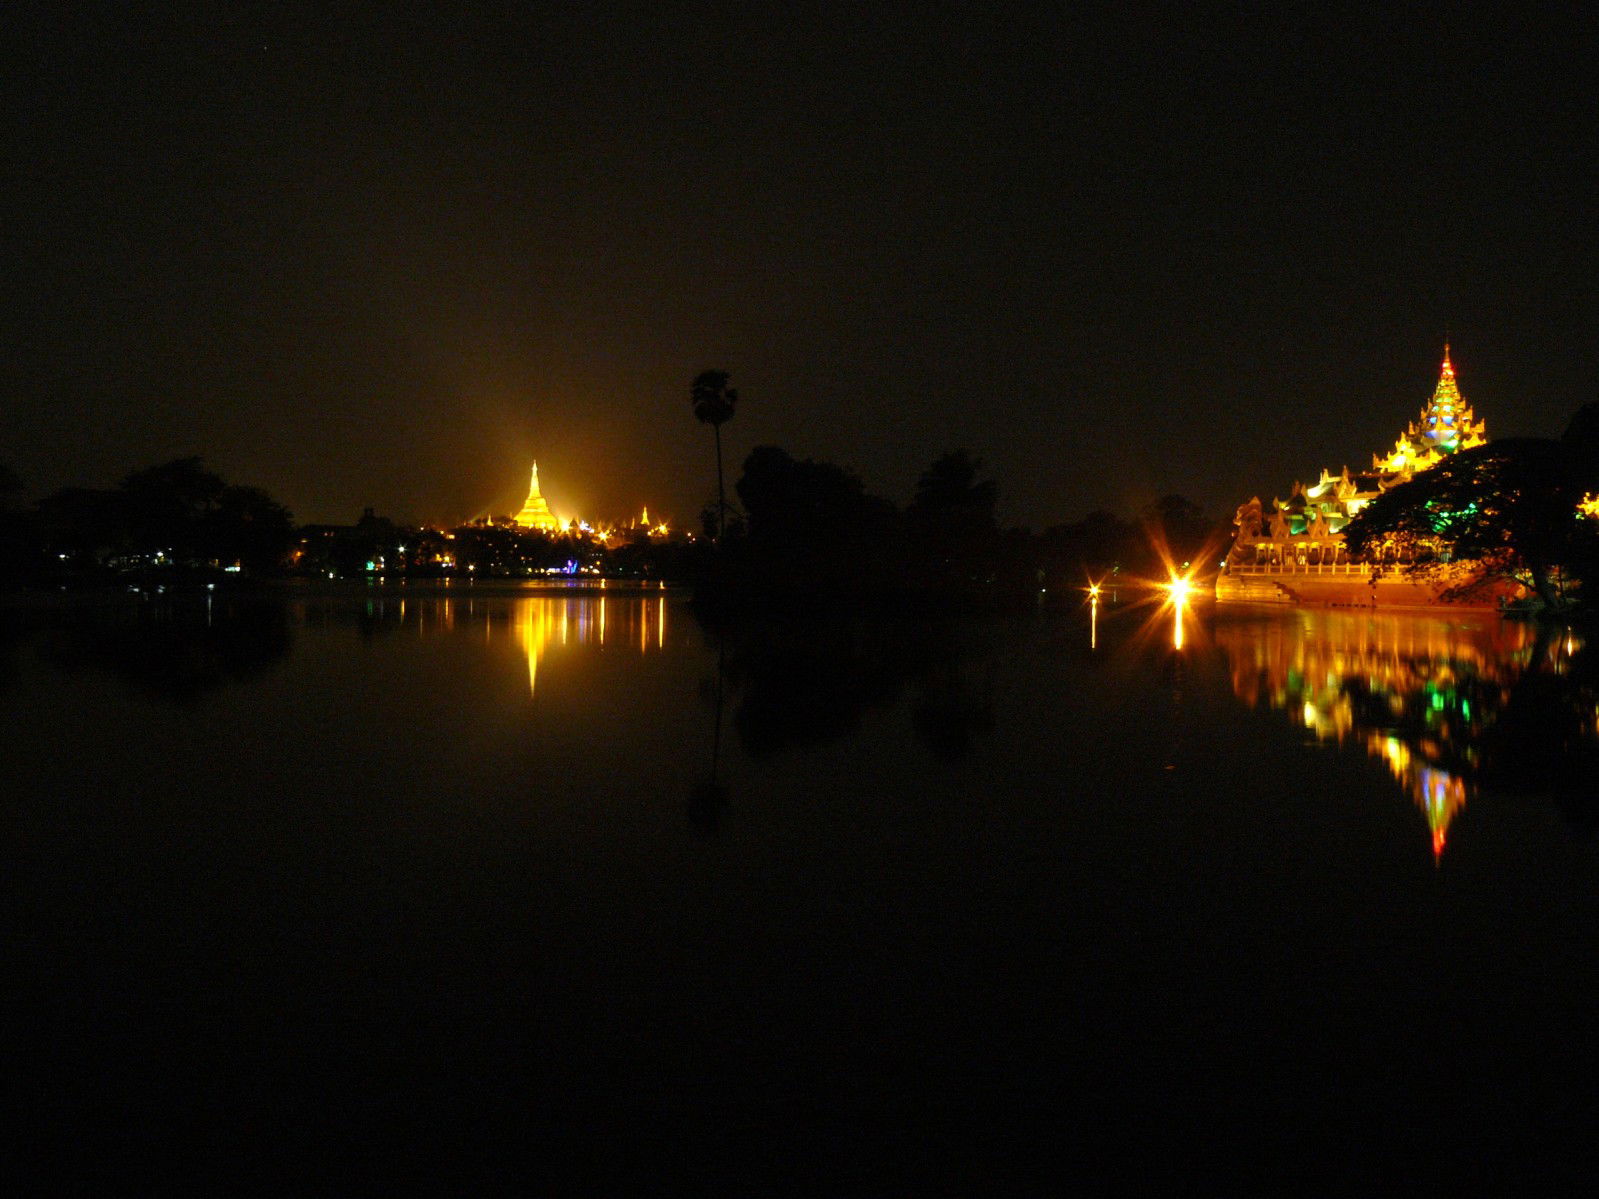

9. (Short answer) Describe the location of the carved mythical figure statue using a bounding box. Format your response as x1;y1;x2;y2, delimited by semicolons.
1233;497;1264;540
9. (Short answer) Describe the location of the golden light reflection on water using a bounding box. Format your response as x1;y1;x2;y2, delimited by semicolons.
518;600;555;696
513;595;667;698
1211;612;1549;860
333;590;672;700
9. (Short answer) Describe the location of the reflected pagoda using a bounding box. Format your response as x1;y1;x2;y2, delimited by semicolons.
1210;608;1547;860
1217;347;1509;608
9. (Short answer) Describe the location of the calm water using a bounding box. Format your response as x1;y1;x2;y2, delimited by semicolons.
4;584;1599;1189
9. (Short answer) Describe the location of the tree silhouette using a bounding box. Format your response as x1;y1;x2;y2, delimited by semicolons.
203;486;295;572
0;462;21;508
907;451;998;539
905;450;1000;595
737;445;876;544
121;457;226;561
723;446;897;602
691;370;738;542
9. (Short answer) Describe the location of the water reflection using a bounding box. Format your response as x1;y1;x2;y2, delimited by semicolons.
9;589;680;705
689;637;729;834
513;594;666;696
26;595;292;702
303;589;670;699
694;608;996;762
1210;610;1599;858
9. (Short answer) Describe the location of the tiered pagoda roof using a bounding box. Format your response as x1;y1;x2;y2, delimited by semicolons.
1373;346;1487;475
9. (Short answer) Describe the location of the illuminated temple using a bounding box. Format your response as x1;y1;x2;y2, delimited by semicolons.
513;461;560;531
1217;347;1502;607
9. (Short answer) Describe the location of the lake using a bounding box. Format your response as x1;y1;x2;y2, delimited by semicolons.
4;584;1599;1190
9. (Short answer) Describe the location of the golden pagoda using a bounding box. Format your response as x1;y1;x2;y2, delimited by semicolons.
1373;345;1487;474
513;462;560;531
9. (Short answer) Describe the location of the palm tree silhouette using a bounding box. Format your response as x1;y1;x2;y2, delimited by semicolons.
690;370;738;542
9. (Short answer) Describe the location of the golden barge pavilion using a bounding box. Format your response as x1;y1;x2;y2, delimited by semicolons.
1216;347;1513;608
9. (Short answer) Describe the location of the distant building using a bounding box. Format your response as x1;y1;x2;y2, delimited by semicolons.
513;462;560;531
1217;348;1504;607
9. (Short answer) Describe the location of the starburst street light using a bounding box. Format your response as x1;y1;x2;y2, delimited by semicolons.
1162;569;1196;651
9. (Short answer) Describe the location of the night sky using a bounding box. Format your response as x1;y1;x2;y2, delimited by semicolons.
4;4;1595;528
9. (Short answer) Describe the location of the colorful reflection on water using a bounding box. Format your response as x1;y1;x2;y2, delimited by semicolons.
1209;609;1588;860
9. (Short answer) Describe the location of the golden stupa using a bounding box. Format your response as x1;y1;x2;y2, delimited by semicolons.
513;461;560;531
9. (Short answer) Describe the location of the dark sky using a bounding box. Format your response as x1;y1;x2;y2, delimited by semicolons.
3;3;1595;528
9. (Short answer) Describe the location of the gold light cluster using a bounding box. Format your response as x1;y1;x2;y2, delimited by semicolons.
510;462;675;538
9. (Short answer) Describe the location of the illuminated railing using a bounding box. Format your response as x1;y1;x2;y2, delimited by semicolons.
1227;562;1371;576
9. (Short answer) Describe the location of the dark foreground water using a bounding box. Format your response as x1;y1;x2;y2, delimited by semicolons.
4;584;1599;1191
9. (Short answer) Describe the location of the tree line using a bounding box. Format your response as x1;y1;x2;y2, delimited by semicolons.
0;457;295;586
684;369;1223;614
0;443;1220;602
0;456;704;587
695;441;1221;614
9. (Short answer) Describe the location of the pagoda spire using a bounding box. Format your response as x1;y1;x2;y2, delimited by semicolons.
1426;344;1462;415
1374;345;1487;473
513;459;559;530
